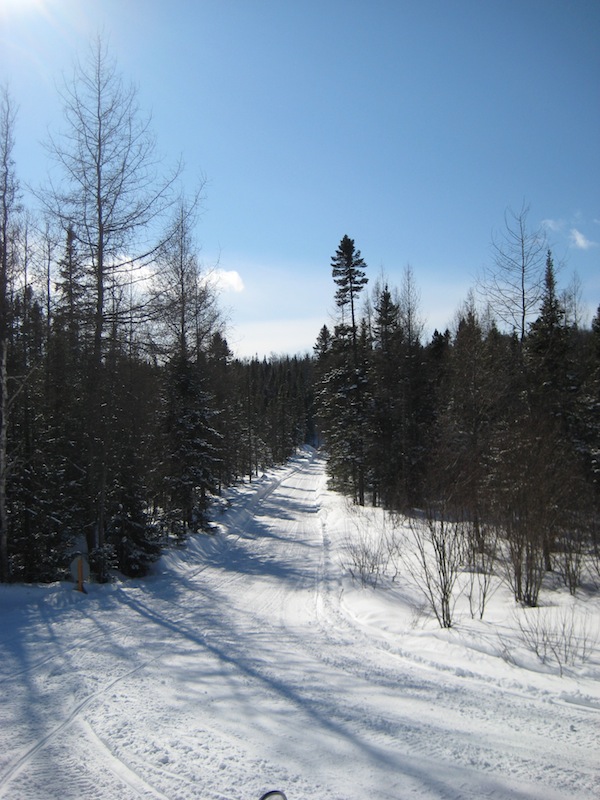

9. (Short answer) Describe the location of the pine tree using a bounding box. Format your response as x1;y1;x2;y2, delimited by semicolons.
368;283;402;506
109;441;161;578
331;235;368;368
589;305;600;539
313;324;332;361
527;250;568;413
206;332;237;491
318;237;370;504
426;304;511;524
53;226;89;352
161;354;219;540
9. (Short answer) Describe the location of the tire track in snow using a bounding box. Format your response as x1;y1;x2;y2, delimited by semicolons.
0;617;136;686
3;449;597;799
0;655;167;799
264;461;599;798
78;720;172;800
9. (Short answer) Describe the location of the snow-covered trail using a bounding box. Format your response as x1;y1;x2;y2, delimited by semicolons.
0;449;598;800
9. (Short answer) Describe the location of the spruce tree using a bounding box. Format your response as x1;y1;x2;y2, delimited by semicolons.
527;250;568;415
331;235;368;368
206;332;237;491
320;236;369;504
369;283;402;506
161;353;219;540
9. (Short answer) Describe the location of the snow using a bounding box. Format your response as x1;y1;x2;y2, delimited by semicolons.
1;448;599;800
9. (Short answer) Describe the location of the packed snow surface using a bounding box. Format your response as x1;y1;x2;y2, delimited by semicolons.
1;449;599;799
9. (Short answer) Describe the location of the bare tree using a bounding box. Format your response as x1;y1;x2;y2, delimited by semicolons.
40;37;180;556
0;87;19;582
398;263;424;347
150;195;221;362
479;204;546;344
561;270;585;328
43;36;179;366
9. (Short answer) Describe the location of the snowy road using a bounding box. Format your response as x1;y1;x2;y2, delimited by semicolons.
1;449;599;799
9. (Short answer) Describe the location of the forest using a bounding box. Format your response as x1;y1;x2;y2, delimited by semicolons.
1;42;598;606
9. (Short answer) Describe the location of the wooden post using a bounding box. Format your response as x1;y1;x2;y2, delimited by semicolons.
77;556;84;592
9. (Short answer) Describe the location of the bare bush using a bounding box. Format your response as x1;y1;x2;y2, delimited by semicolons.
515;605;599;676
492;414;574;607
342;530;386;587
465;519;500;620
555;523;585;596
341;506;401;587
407;507;465;628
500;515;546;607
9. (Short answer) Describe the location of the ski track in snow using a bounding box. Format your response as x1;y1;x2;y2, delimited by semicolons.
0;449;599;800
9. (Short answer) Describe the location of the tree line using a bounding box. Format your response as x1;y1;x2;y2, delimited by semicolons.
1;40;597;602
0;43;313;583
315;230;599;609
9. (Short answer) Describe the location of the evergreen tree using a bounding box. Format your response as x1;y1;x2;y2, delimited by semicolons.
368;283;402;506
589;305;600;492
206;331;237;491
331;235;368;367
395;266;427;506
109;441;161;578
316;237;370;504
161;353;219;540
527;250;568;413
425;304;511;528
313;324;332;361
42;38;179;557
53;225;89;352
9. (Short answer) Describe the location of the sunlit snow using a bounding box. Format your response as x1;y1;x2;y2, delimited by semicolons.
1;449;598;799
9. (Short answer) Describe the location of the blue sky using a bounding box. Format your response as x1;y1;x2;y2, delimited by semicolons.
1;0;598;357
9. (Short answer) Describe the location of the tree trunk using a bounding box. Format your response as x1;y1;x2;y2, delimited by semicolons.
0;338;8;581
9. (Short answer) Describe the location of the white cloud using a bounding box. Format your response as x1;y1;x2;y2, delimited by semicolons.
570;228;598;250
212;269;245;293
541;218;565;233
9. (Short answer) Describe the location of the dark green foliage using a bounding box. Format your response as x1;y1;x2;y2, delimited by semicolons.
331;235;368;318
233;354;315;480
160;353;220;536
526;251;569;413
109;480;161;578
316;238;598;604
88;544;118;584
367;284;404;506
317;327;369;500
317;237;370;504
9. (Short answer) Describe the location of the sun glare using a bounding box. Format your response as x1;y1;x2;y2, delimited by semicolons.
0;0;53;20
